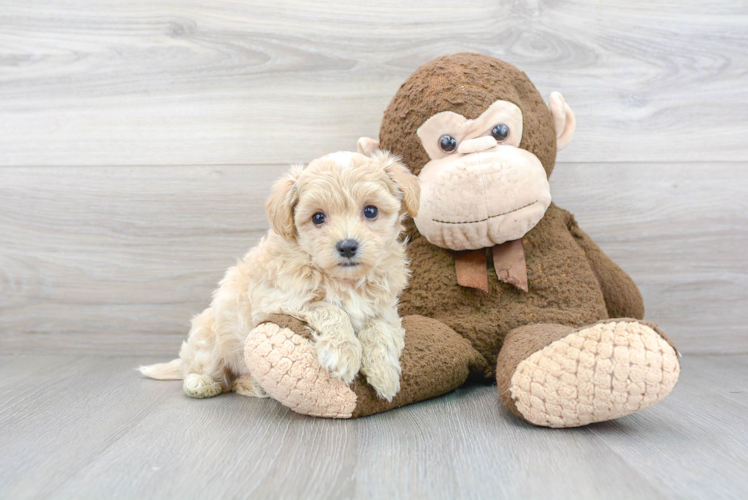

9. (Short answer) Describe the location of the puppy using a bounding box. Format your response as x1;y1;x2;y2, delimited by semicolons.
140;151;420;401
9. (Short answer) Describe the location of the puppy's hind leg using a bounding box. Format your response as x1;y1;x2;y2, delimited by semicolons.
183;373;222;399
232;374;269;398
179;308;231;399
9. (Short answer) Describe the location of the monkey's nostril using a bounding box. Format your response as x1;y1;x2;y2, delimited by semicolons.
336;239;359;258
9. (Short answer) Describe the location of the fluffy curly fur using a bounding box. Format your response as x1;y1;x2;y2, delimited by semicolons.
140;151;420;401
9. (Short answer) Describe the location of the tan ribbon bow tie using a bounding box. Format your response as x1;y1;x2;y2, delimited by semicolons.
454;239;529;293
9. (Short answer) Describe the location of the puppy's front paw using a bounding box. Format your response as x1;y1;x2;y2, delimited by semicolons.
362;359;401;402
315;336;362;384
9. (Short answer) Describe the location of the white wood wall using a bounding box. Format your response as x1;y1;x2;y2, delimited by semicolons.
1;0;746;355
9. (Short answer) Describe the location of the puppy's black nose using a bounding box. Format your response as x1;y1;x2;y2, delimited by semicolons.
336;239;359;258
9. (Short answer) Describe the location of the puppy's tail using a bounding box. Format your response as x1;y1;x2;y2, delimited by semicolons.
138;359;182;380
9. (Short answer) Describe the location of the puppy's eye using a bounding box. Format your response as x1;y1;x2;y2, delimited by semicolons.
363;206;378;220
491;124;509;142
312;212;326;225
439;135;457;153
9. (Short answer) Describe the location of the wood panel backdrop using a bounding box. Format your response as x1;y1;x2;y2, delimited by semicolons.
1;0;746;355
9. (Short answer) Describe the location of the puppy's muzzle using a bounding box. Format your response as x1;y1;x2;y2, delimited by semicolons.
336;239;360;266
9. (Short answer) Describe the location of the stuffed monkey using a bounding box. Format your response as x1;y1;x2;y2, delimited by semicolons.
244;54;680;427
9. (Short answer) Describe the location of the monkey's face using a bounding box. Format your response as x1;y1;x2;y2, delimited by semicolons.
367;53;576;252
412;99;550;251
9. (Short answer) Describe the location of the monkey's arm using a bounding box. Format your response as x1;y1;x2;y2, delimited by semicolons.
245;314;483;418
566;212;645;320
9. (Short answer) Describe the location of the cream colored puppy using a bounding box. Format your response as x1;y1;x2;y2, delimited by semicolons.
140;151;419;402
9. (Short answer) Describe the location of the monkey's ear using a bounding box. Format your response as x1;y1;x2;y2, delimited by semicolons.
265;167;301;238
548;92;576;151
357;137;381;157
374;151;420;218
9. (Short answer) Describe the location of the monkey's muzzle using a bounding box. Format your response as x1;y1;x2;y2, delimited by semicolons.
414;146;551;251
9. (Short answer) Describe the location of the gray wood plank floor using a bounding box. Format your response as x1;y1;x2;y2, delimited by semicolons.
2;1;747;498
0;354;745;499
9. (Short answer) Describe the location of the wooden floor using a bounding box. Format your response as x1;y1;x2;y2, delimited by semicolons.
0;354;746;499
2;1;747;498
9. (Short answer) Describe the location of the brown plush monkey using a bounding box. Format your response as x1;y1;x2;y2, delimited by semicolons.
244;54;681;427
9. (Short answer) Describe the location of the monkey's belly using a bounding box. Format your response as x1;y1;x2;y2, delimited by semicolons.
399;213;608;379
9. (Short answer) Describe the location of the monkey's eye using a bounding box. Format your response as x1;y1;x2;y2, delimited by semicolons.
491;124;510;142
363;205;378;219
439;135;458;153
312;212;326;225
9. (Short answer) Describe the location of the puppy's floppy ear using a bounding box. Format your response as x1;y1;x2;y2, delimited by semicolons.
265;167;301;238
373;150;420;218
357;137;381;157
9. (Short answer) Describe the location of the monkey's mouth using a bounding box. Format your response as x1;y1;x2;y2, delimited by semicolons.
431;199;538;225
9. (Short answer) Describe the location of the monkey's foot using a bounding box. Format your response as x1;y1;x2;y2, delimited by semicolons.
246;319;357;418
245;314;483;418
498;319;681;428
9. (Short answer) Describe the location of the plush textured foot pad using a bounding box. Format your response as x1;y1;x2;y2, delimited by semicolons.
245;322;357;418
508;321;680;428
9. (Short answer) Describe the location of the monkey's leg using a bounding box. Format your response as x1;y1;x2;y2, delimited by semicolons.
496;319;681;428
245;314;486;418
